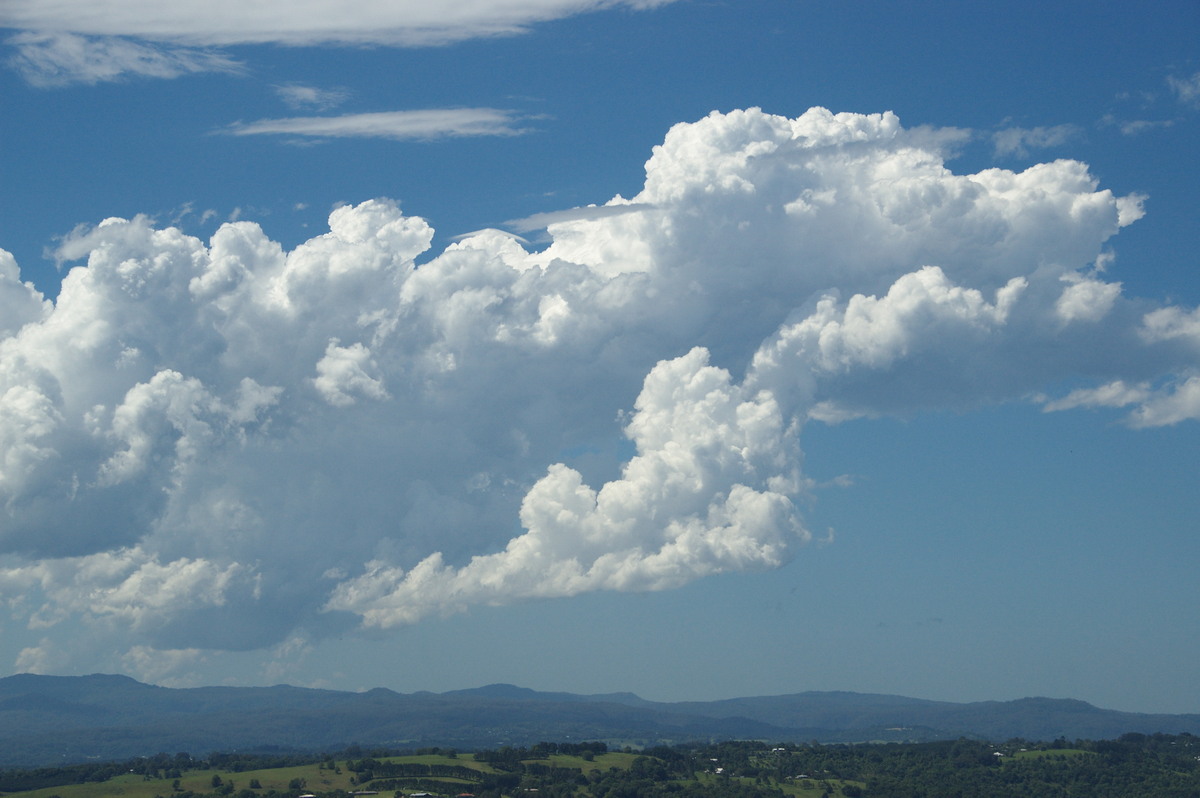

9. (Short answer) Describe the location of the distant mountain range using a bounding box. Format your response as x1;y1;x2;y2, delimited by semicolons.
1;673;1198;767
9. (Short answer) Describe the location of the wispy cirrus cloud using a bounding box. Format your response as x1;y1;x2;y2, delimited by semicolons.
1093;71;1200;137
275;84;351;111
221;108;531;141
6;31;242;87
1167;71;1200;108
0;0;677;47
1099;114;1175;136
992;123;1080;158
2;1;676;86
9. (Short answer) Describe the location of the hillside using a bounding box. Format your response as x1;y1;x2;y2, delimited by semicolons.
2;674;1198;766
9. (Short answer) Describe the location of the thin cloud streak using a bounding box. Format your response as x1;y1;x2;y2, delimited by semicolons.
222;109;530;141
505;203;656;233
0;0;679;47
992;124;1080;158
6;31;243;87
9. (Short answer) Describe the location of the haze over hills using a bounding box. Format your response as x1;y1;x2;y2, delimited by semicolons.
2;675;1199;767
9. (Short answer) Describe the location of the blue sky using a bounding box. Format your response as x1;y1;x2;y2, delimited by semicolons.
0;0;1198;715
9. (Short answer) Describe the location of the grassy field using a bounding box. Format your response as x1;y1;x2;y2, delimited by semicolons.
779;780;864;798
376;754;490;771
517;751;641;771
2;751;655;798
9;763;353;798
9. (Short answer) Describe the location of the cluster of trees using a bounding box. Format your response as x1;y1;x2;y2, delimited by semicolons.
0;752;192;792
457;735;1200;797
1;733;1197;797
0;751;319;794
663;735;1200;797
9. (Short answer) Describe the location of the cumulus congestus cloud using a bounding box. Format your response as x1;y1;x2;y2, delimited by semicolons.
0;108;1195;673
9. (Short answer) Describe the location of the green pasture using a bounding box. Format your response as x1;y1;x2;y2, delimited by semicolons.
5;763;358;798
780;780;865;798
0;751;648;798
519;752;641;771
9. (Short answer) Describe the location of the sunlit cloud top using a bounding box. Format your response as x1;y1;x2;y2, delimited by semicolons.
1;108;1193;666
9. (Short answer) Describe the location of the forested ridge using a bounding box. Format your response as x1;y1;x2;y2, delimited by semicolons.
1;734;1198;798
6;675;1200;767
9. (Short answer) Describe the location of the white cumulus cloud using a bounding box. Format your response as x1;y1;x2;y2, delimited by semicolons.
326;347;804;626
0;107;1196;673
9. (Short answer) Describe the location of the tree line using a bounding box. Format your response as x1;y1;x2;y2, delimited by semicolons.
1;733;1197;797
